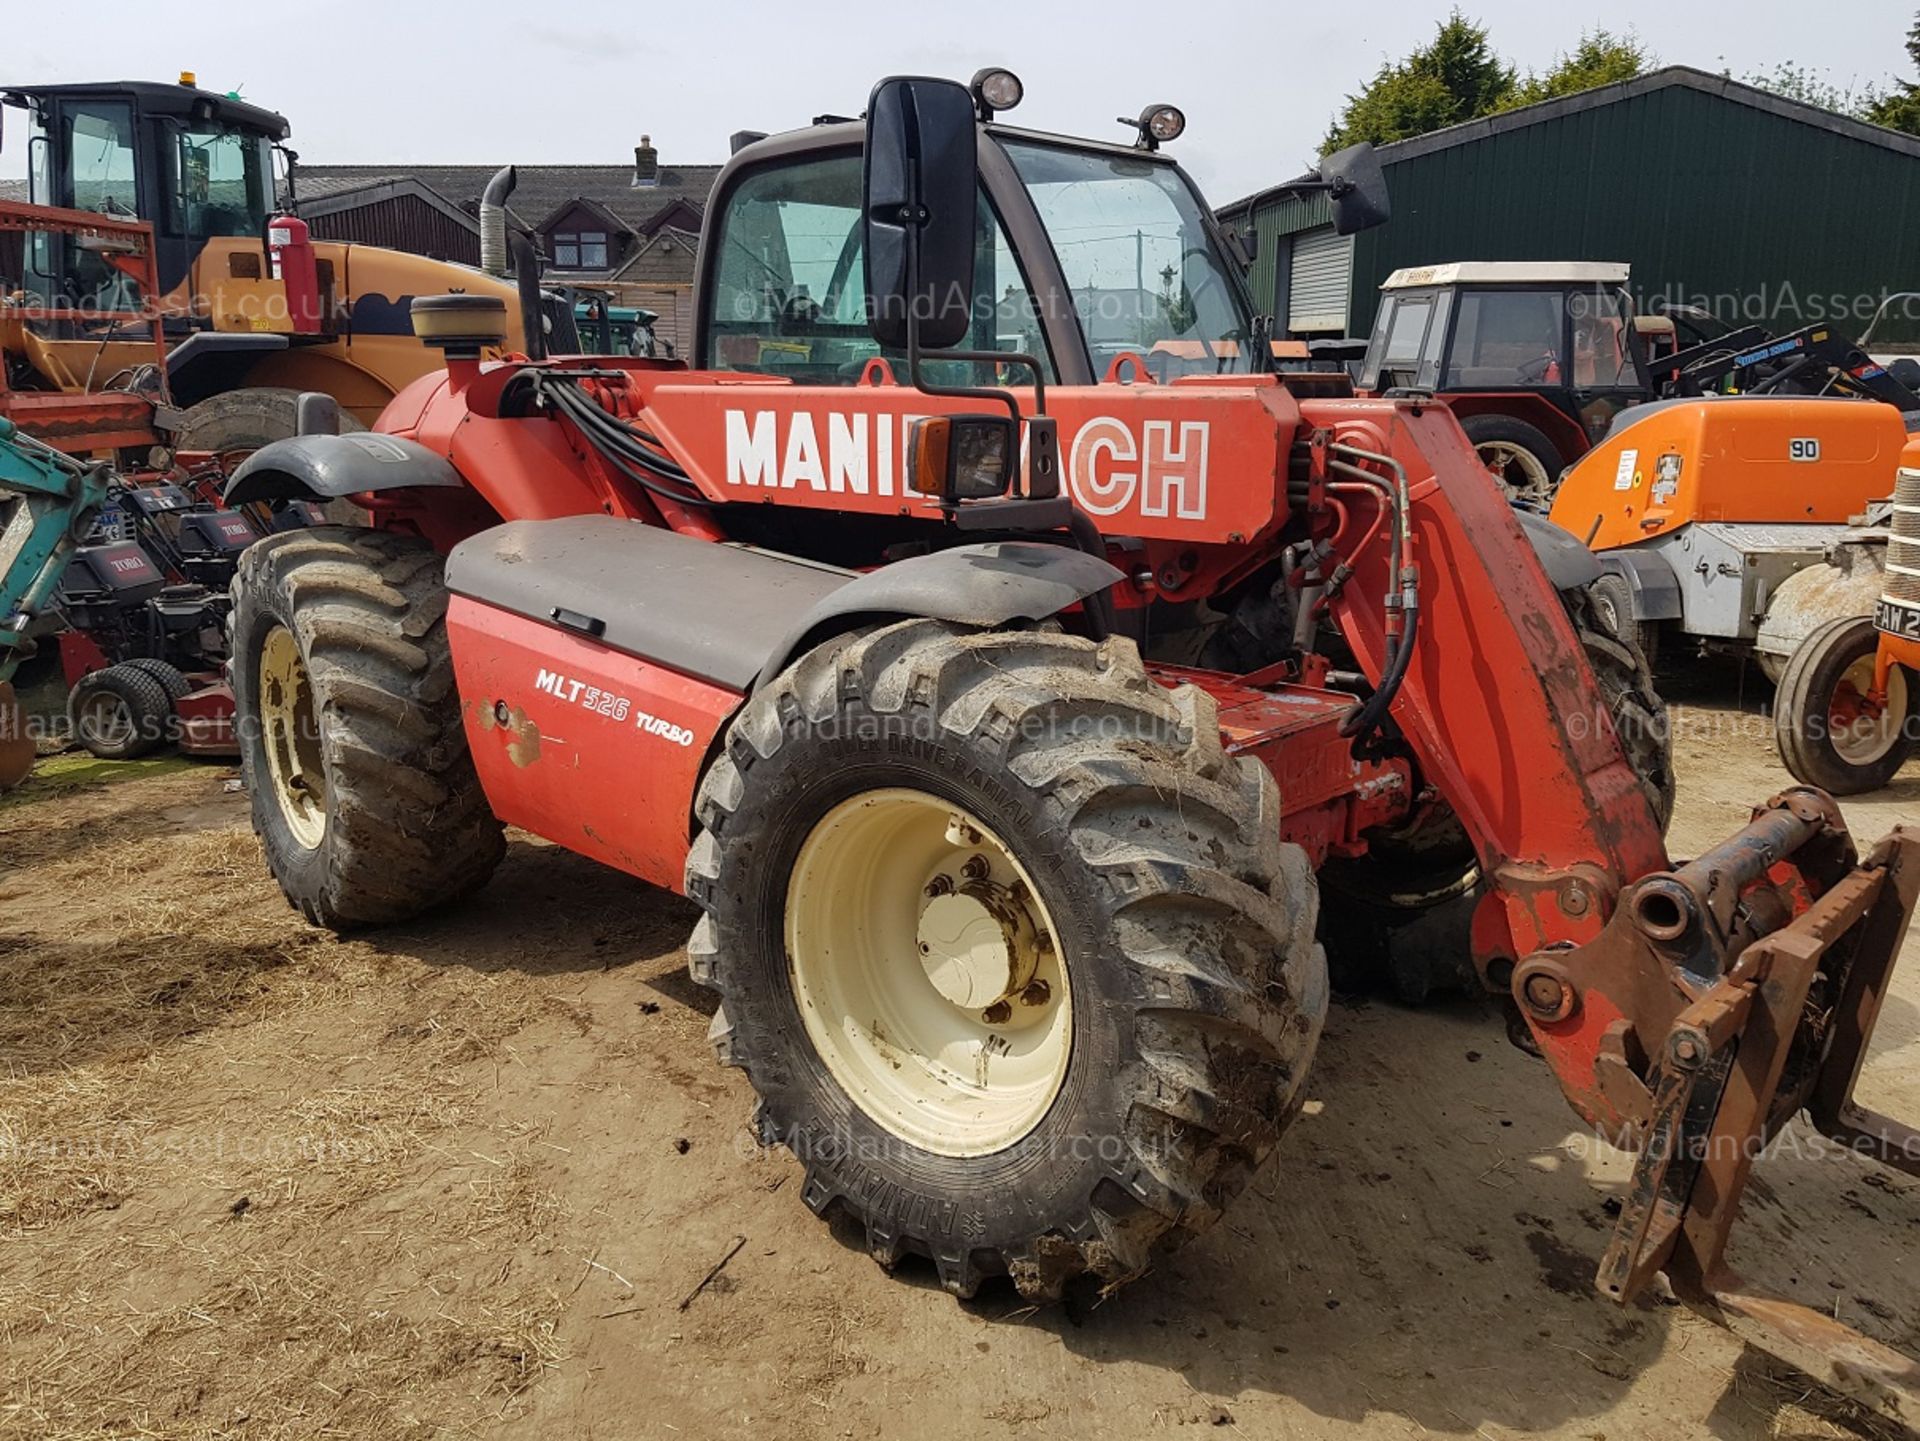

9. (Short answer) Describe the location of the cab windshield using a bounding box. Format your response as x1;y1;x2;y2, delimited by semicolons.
999;137;1254;379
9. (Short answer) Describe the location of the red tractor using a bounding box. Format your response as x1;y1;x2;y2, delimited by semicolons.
223;73;1920;1419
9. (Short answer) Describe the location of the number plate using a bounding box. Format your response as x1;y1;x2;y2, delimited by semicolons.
1876;596;1920;640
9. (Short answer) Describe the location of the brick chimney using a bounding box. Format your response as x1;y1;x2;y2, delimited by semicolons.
632;136;659;188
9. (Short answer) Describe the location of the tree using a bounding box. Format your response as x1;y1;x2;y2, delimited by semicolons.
1325;12;1515;149
1504;29;1652;109
1863;11;1920;135
1742;61;1883;118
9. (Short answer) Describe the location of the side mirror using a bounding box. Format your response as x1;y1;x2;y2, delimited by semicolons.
1318;142;1390;236
862;75;978;351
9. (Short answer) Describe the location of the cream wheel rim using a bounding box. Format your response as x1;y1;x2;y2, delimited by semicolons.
1477;439;1555;508
785;788;1072;1157
259;625;328;849
1831;654;1909;766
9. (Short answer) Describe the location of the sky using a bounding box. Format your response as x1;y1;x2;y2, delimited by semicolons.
2;1;1912;204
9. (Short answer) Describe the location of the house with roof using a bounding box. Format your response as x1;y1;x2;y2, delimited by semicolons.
291;138;722;352
1219;66;1920;345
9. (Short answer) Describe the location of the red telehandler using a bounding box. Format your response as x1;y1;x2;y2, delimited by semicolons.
221;73;1919;1423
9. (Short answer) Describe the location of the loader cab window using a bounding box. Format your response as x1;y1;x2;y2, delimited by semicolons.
37;100;141;307
166;123;274;239
999;138;1252;380
63;101;139;217
704;150;1052;384
1446;289;1565;388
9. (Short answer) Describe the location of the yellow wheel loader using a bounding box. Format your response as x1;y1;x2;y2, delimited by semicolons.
0;77;541;457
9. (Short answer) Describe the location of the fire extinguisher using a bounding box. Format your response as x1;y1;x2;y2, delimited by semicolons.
267;215;322;333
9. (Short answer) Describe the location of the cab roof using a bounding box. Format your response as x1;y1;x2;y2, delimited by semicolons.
0;80;290;140
1382;261;1631;289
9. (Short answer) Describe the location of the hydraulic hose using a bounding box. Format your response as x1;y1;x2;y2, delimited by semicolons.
540;377;719;510
1338;589;1418;746
1319;441;1420;750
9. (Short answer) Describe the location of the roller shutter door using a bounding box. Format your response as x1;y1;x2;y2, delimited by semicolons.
1288;226;1354;333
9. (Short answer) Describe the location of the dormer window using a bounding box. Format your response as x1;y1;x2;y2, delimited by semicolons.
553;230;608;269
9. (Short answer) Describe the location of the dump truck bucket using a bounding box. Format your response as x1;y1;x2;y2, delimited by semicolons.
1536;794;1920;1427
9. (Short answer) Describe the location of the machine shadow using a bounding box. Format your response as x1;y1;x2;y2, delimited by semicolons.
1024;994;1704;1435
381;834;699;980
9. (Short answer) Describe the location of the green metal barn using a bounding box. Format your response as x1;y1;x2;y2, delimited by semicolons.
1219;66;1920;344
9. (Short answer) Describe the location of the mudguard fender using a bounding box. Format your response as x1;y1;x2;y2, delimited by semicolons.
1516;509;1603;592
754;542;1123;689
225;432;464;505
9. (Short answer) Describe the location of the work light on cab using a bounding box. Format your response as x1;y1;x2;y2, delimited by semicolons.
970;67;1023;118
1127;103;1185;150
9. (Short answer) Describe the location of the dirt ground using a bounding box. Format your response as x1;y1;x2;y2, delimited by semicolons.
1;667;1916;1441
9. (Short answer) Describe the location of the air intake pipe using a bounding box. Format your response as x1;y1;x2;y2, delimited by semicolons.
510;231;546;361
480;164;516;277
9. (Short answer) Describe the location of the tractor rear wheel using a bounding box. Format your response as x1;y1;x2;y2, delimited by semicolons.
1460;414;1564;511
1775;615;1917;795
229;526;505;928
687;620;1325;1300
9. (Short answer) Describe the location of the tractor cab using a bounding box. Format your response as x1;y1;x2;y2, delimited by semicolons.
2;77;289;305
692;74;1384;390
1359;262;1653;508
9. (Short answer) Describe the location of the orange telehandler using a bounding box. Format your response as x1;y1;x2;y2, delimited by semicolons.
216;72;1919;1423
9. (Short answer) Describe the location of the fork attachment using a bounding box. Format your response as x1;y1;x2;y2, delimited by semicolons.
1513;790;1920;1429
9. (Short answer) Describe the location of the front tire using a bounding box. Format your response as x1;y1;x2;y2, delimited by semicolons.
1775;615;1917;795
229;526;505;928
687;620;1325;1300
173;386;367;458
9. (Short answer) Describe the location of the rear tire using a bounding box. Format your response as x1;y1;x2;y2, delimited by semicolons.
1775;615;1917;795
121;657;193;702
687;620;1326;1300
67;663;173;760
1460;413;1564;511
1321;579;1673;1003
1570;582;1675;829
228;526;505;928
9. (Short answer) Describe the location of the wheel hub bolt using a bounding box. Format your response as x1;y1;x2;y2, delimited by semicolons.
924;874;953;898
982;1000;1013;1026
1019;979;1050;1007
961;854;991;882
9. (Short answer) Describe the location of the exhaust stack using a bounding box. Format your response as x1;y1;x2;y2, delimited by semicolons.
480;165;517;277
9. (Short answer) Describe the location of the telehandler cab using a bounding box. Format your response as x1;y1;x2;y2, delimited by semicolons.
223;72;1920;1422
